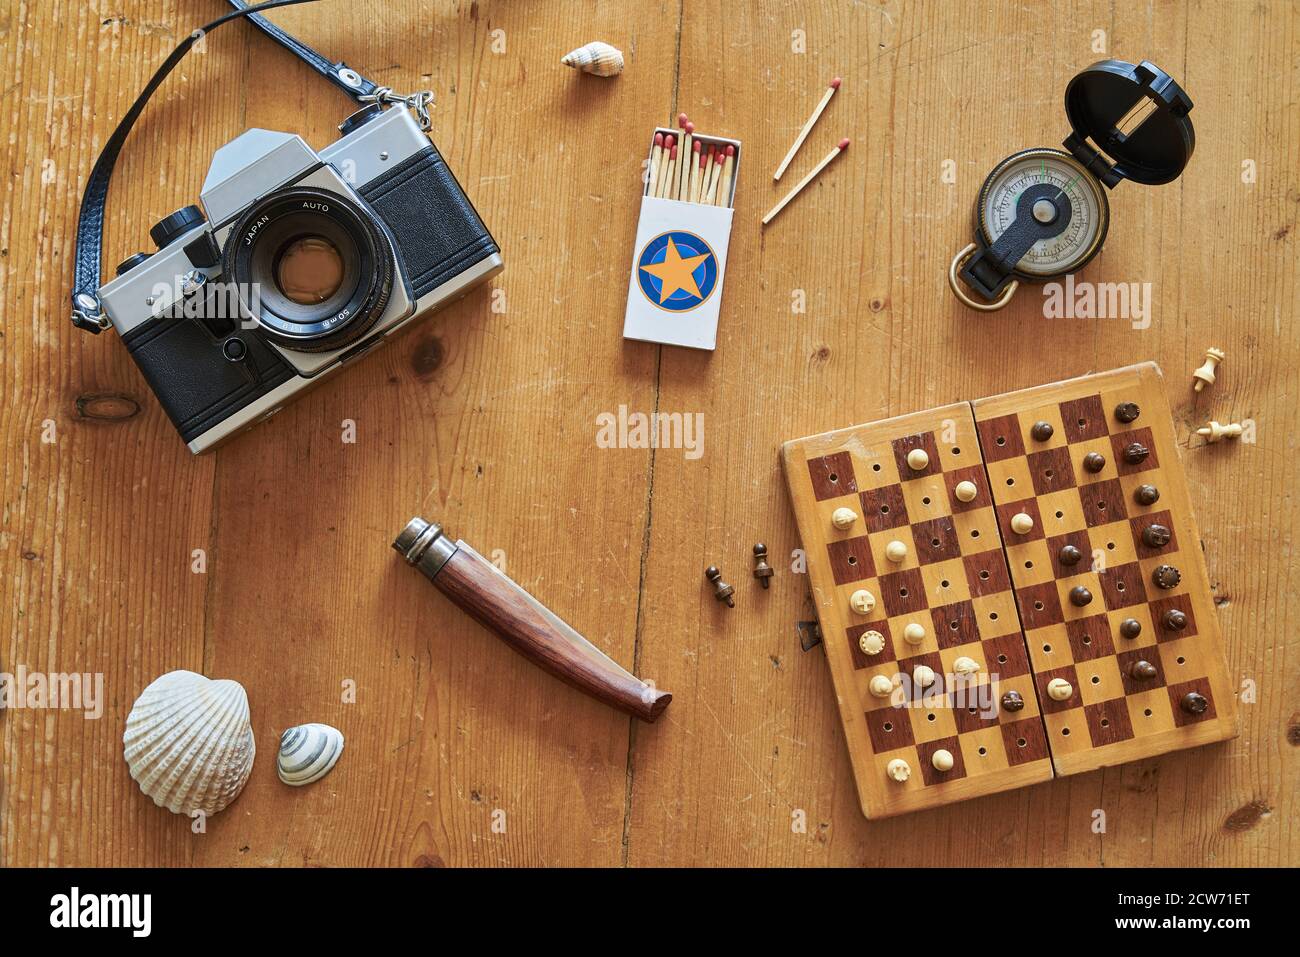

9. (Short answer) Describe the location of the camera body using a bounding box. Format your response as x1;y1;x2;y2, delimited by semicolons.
98;104;502;453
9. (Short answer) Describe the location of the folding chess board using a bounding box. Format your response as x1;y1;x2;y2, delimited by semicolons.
782;363;1237;819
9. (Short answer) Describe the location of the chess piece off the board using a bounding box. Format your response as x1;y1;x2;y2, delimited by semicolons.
705;565;735;607
1197;420;1243;442
1192;348;1225;392
751;544;774;588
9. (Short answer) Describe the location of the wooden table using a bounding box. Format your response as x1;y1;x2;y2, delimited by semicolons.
2;0;1296;867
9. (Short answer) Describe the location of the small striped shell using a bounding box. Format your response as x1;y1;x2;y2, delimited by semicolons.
276;723;344;786
561;41;624;77
123;670;255;817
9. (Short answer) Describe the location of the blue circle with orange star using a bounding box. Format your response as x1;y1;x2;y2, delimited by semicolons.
637;231;717;312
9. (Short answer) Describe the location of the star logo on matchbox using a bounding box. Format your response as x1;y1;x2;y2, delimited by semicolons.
637;231;717;312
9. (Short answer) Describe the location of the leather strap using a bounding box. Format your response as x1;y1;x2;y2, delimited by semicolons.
71;0;380;333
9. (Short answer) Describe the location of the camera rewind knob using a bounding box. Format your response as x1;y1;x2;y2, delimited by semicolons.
150;205;206;248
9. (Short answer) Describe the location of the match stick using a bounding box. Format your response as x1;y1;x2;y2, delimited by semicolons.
762;138;849;226
704;148;724;204
714;144;736;207
664;144;678;199
678;120;694;200
773;77;841;182
690;140;703;203
646;131;663;196
654;133;675;198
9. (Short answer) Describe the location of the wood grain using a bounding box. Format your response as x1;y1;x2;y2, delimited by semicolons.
1;0;1296;867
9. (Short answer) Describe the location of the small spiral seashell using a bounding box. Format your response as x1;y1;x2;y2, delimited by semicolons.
560;41;624;77
276;723;345;786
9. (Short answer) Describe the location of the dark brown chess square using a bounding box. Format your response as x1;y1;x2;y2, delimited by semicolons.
977;413;1026;462
944;464;990;512
1080;479;1129;527
1110;426;1160;475
982;631;1032;678
1065;614;1116;662
859;484;909;533
863;704;914;753
932;600;981;649
996;497;1045;542
1059;395;1109;442
847;621;896;670
1047;530;1092;578
1130;509;1179;560
963;550;1013;598
892;432;942;479
1028;446;1077;496
1168;679;1217;727
912;516;962;564
952;690;1001;733
1150;594;1198;642
880;567;929;617
1035;664;1080;715
807;451;857;500
826;536;875;585
1099;561;1147;610
1117;647;1166;695
1001;717;1050;766
1084;698;1136;746
917;735;968;785
1016;580;1065;630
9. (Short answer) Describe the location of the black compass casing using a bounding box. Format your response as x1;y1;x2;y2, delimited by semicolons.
956;59;1194;305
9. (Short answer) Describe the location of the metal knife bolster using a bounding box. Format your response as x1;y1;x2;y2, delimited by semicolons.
393;517;672;722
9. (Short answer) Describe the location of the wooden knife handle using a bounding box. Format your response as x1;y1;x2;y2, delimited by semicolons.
432;546;672;723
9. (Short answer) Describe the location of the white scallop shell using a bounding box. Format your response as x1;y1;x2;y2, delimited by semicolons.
276;723;344;786
123;670;255;816
561;41;624;77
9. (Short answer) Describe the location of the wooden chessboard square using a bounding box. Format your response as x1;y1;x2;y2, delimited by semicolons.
951;688;1001;733
1168;679;1218;727
970;592;1020;638
1080;478;1129;528
1150;594;1197;641
1018;403;1069;450
1084;698;1136;747
847;621;897;669
1099;561;1148;610
1046;529;1091;579
1118;470;1165;512
944;464;992;513
1117;647;1167;695
1001;717;1051;766
807;451;858;500
825;535;875;585
1156;638;1201;684
858;484;910;532
1027;446;1077;496
1130;509;1180;560
995;496;1044;542
854;448;900;490
1005;538;1052;586
931;599;981;649
863;703;913;752
892;432;942;480
962;549;1013;598
1030;624;1070;670
1077;657;1124;706
1065;614;1116;662
1110;426;1160;476
983;458;1033;505
879;567;928;617
1068;437;1116;482
950;504;999;553
886;609;935;655
917;735;967;785
1058;395;1109;442
1055;571;1104;622
919;558;971;606
910;516;962;565
977;413;1027;462
900;476;955;524
1109;605;1157;650
1125;688;1178;735
1035;664;1080;714
1042;709;1086;755
868;527;917;573
982;631;1032;679
1016;580;1065;630
1088;521;1139;567
910;700;958;744
992;674;1042;722
961;726;1011;772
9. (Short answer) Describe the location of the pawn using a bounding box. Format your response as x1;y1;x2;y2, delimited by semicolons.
1134;484;1160;506
1058;544;1082;566
906;448;930;471
1197;420;1243;443
1010;512;1034;535
1069;585;1093;607
885;540;908;563
1129;659;1158;680
931;749;955;772
705;565;734;607
954;480;979;503
751;543;774;588
1082;451;1106;473
1030;421;1054;442
1119;618;1142;639
1192;347;1225;392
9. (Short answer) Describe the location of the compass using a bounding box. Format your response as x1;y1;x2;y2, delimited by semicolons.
949;59;1194;311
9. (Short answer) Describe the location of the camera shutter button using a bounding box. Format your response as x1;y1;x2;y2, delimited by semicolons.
150;205;206;248
222;337;248;362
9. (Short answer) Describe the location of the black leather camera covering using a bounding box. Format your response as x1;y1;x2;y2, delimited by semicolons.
359;145;498;298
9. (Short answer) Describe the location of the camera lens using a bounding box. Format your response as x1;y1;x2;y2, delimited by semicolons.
274;235;346;305
223;187;395;353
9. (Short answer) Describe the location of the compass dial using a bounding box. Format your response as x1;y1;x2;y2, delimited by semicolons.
977;149;1109;278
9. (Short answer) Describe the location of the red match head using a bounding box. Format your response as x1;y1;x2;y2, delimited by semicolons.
830;77;842;89
670;145;677;158
838;137;850;150
699;150;707;167
715;151;724;165
693;139;702;154
685;121;695;134
664;133;676;148
725;145;735;156
678;112;689;126
654;132;664;146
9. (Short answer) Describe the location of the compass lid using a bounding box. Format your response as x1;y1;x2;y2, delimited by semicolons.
1063;59;1194;186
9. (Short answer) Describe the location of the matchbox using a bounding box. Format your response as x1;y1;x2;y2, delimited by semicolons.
622;126;740;351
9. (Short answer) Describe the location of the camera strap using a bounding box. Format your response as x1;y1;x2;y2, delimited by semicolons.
71;0;434;334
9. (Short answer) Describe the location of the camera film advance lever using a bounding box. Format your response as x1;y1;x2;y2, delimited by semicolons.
394;518;672;723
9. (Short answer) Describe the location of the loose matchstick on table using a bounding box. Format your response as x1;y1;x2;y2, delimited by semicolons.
773;77;841;181
762;137;849;226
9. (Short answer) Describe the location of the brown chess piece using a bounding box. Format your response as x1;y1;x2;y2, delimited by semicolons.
706;565;735;607
752;544;774;589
